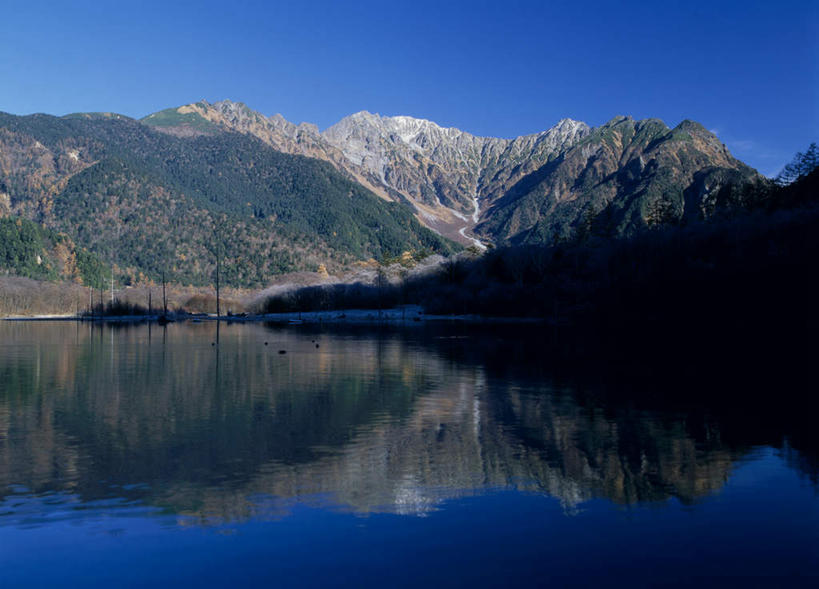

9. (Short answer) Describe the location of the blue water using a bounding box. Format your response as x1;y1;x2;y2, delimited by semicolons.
0;322;816;586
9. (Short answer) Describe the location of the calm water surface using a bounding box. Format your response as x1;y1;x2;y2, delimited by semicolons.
0;321;816;586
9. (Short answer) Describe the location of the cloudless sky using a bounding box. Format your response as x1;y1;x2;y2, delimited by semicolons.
1;0;816;176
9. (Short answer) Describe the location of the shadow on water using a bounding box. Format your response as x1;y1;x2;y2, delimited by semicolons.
0;319;815;524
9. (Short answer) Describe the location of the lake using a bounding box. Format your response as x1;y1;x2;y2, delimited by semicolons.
0;321;816;586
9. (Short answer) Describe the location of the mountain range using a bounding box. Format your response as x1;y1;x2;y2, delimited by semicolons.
143;101;761;244
0;100;764;287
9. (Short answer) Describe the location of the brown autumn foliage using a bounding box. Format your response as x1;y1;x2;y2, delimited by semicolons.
0;276;249;317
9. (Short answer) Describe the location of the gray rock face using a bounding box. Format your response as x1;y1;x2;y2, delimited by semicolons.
322;111;590;218
177;101;592;242
146;101;759;246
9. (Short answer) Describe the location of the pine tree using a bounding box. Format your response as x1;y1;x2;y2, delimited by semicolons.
776;143;819;185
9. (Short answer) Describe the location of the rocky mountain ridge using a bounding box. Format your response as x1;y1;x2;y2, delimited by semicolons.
322;110;591;244
143;101;595;243
142;100;759;246
0;99;764;290
479;115;763;243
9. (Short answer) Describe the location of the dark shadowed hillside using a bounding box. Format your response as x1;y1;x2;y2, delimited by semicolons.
262;159;819;331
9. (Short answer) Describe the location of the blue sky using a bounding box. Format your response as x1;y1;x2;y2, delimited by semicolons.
1;0;816;176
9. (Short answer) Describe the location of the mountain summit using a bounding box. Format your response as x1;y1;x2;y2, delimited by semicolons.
143;101;595;243
142;100;757;247
0;100;762;289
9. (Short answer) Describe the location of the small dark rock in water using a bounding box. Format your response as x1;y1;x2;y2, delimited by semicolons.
264;342;268;345
211;342;215;346
278;350;286;354
316;344;320;348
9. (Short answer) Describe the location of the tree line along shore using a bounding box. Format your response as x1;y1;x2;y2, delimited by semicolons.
2;151;818;329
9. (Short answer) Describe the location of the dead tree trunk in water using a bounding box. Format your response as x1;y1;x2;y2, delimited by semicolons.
216;253;221;319
211;214;227;320
162;272;167;316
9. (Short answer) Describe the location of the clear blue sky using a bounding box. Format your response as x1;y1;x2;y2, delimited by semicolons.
1;0;816;176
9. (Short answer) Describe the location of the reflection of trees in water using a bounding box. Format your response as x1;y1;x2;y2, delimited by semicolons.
0;322;813;524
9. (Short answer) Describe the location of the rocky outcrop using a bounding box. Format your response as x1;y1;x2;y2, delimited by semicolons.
141;101;398;203
139;102;761;246
322;112;590;243
478;116;762;243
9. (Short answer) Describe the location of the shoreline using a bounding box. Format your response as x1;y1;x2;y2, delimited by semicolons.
2;307;546;325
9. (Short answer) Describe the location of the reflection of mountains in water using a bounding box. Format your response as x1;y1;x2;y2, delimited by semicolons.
0;322;813;523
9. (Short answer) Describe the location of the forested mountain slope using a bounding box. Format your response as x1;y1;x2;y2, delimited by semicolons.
0;112;457;287
0;215;106;286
